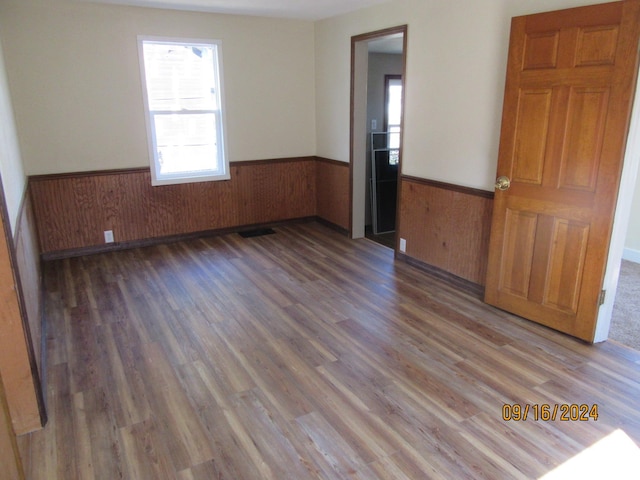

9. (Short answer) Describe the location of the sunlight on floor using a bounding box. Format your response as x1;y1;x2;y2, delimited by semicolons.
539;430;640;479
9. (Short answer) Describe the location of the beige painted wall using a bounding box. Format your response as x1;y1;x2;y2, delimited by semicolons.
0;0;316;175
315;0;608;190
0;34;26;233
1;0;638;248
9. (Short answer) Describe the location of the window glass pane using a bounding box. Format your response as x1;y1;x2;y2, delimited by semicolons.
388;83;402;125
143;43;217;111
153;113;219;175
388;126;401;149
385;78;402;155
139;37;229;185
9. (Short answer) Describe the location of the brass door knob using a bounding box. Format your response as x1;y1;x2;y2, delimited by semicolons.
495;176;511;191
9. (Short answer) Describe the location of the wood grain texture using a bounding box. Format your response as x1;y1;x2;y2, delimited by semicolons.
398;176;493;286
316;158;350;231
14;190;43;381
18;222;640;479
0;372;24;480
0;197;41;434
29;158;318;254
485;0;640;341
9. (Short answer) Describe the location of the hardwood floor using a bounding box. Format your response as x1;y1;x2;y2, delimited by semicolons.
18;222;640;479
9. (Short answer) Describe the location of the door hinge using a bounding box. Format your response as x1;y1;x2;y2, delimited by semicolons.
598;289;606;306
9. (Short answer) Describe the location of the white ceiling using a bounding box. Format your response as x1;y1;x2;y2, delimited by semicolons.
79;0;393;20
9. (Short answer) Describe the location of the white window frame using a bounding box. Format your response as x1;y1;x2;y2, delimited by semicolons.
138;36;230;186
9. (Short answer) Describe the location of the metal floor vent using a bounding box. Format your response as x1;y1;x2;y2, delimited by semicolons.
238;228;276;238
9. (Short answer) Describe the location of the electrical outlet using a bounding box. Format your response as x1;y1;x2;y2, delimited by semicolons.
399;238;406;253
371;119;377;130
104;230;114;243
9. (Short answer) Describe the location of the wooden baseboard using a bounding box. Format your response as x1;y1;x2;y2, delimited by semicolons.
397;252;485;298
315;217;349;236
41;217;319;261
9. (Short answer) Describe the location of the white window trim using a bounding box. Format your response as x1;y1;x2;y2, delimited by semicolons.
137;36;230;186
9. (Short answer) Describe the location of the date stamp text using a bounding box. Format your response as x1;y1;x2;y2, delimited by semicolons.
502;403;599;422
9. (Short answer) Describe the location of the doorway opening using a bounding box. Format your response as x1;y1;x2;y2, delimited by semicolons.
350;26;407;250
597;60;640;347
367;74;402;248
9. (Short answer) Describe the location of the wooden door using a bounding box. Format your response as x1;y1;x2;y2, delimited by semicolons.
0;375;23;480
485;0;640;341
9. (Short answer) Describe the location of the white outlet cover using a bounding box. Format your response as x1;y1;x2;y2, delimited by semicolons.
399;238;406;252
104;230;114;243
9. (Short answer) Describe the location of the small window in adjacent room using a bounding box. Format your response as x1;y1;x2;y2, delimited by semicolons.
138;37;230;186
384;75;402;165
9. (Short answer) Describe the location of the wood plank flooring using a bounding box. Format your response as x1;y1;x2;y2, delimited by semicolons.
17;222;640;479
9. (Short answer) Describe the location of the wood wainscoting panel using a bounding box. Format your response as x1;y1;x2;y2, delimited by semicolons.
29;158;317;254
316;158;350;231
14;191;43;377
235;159;317;227
398;177;493;286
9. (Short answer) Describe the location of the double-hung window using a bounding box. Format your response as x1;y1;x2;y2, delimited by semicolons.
138;37;230;186
385;75;402;166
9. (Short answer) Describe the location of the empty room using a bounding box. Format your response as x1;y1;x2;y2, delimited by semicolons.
1;0;640;478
